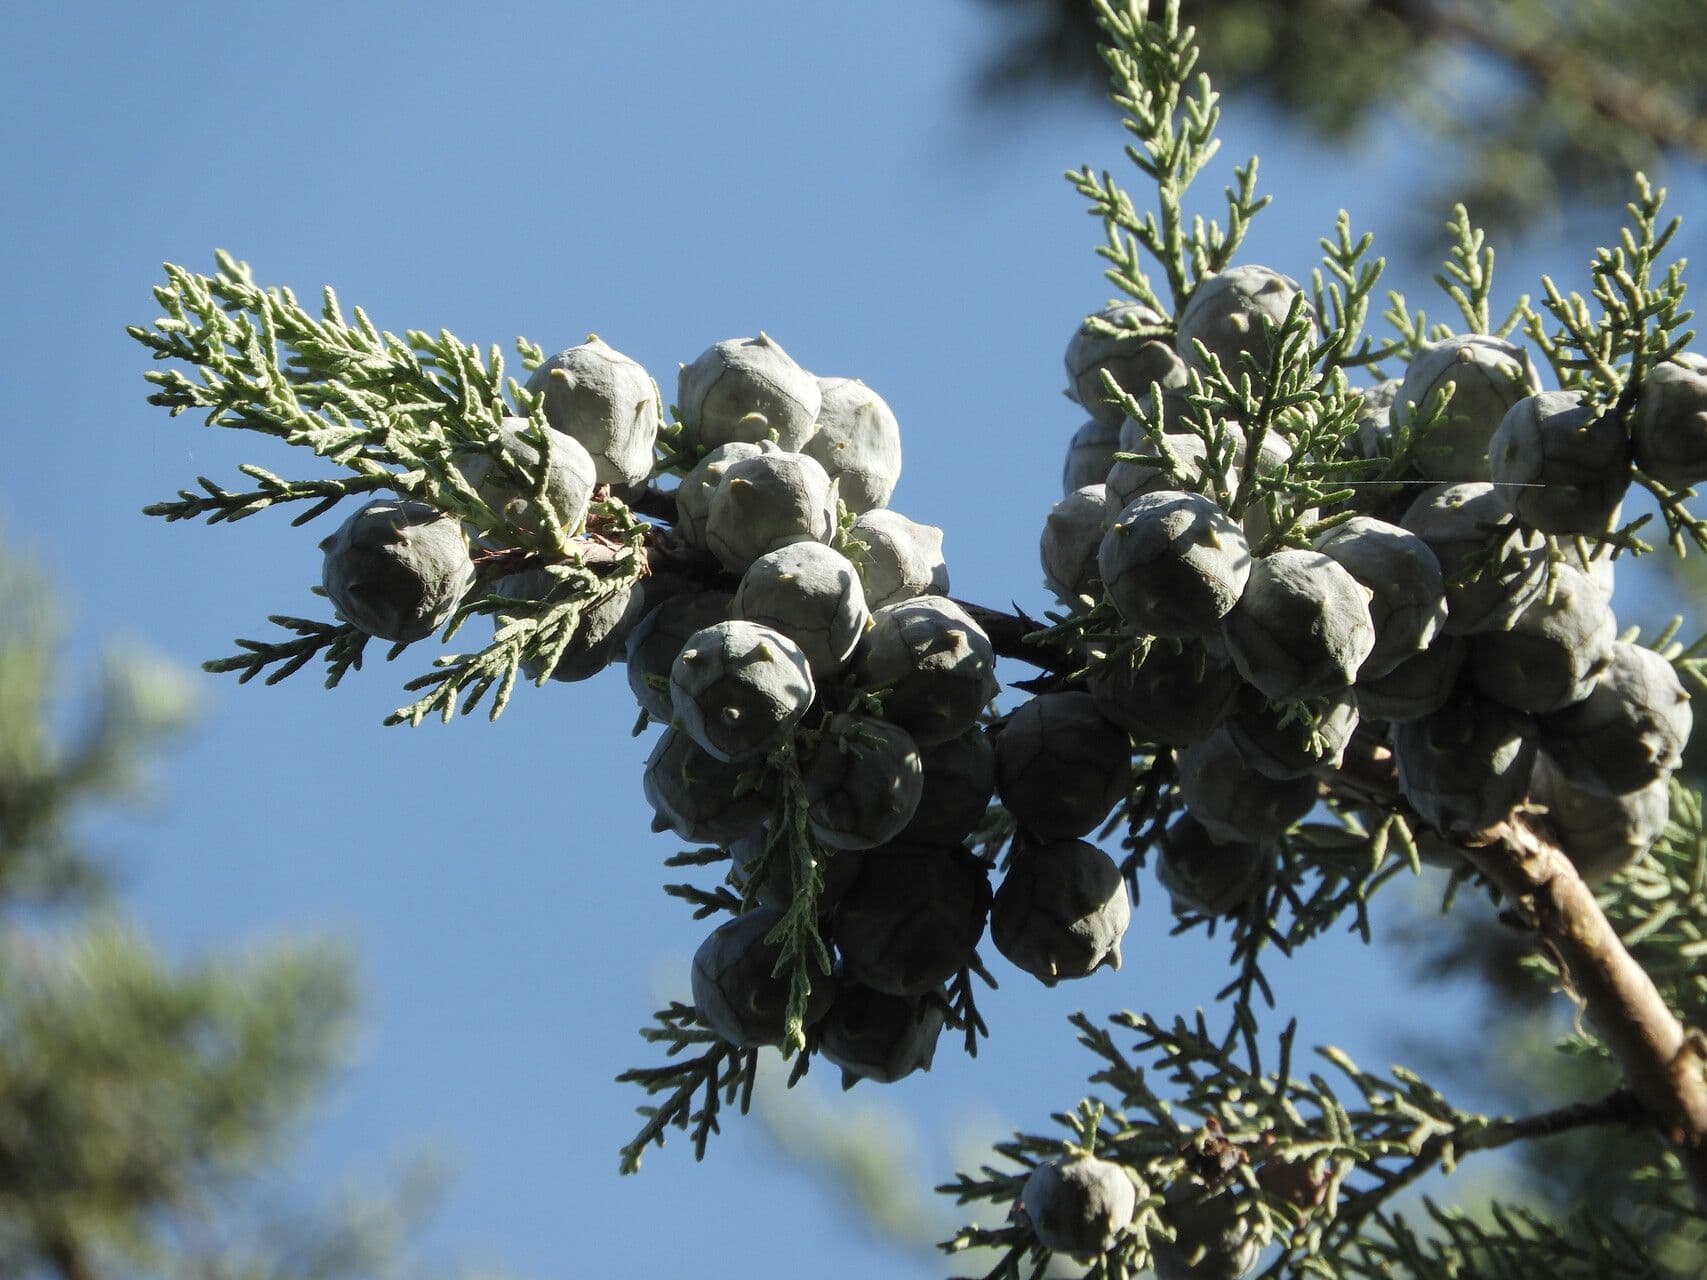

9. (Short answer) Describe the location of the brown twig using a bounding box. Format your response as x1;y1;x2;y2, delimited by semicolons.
1321;745;1707;1205
1461;812;1707;1207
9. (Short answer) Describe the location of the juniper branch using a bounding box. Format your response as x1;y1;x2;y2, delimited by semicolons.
144;467;395;526
615;1002;756;1175
664;882;743;920
1312;211;1402;375
203;616;371;688
947;956;996;1058
1068;0;1264;314
753;748;831;1057
132;250;582;555
1435;203;1501;335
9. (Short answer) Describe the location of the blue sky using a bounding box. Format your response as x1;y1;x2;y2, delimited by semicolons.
5;3;1703;1277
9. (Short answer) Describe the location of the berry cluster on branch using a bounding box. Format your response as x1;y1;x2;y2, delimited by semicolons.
130;1;1707;1275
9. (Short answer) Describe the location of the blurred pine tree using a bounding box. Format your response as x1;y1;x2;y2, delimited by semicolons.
971;0;1707;231
0;551;510;1280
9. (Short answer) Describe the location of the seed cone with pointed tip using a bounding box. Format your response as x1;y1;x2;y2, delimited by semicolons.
1349;378;1402;460
1086;639;1240;746
1227;427;1313;548
1466;565;1615;714
1021;1154;1138;1256
1221;549;1374;701
678;334;821;452
1152;1179;1259;1280
802;376;901;512
1489;390;1631;534
851;596;997;747
734;541;869;678
1105;430;1210;525
1098;490;1252;638
705;450;836;574
494;569;646;683
1354;635;1465;723
1224;687;1359;780
320;499;475;644
994;693;1130;840
895;727;996;845
643;728;777;845
625;589;734;721
1064;300;1186;427
727;831;864;915
802;715;924;851
669;620;815;762
817;985;946;1089
1062;417;1122;496
1346;378;1428;524
1394;334;1542;482
1536;641;1692;796
1631;352;1707;488
690;907;835;1049
1393;691;1537;837
1156;815;1266;917
451;416;598;542
1401;482;1546;635
834;845;992;997
1178;728;1316;845
1530;754;1670;885
991;839;1131;986
674;440;777;549
524;336;661;485
1041;485;1111;606
1176;265;1314;380
1311;516;1447;679
845;509;950;608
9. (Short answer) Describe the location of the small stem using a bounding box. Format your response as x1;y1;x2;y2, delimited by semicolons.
1327;1088;1645;1244
950;599;1081;675
569;519;724;584
1488;1087;1647;1142
616;1042;735;1175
